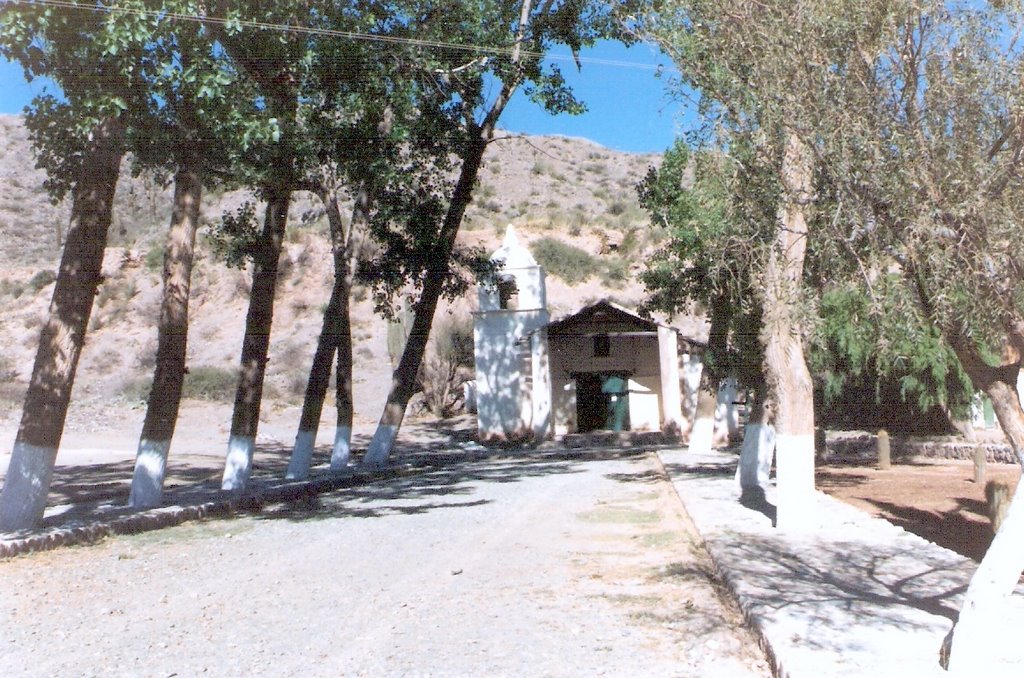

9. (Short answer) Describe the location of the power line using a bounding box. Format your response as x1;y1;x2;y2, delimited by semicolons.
9;0;674;73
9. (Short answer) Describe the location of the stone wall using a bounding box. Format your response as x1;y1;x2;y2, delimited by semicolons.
824;433;1017;464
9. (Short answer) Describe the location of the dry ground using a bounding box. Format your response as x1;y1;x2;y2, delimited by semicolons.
818;458;1022;562
1;449;771;677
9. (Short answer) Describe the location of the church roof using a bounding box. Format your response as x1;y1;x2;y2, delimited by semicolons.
543;299;665;335
533;299;704;353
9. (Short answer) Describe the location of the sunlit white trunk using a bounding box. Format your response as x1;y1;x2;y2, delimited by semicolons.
285;430;316;480
128;161;202;508
737;423;776;497
0;116;123;531
691;296;729;454
222;190;291;492
0;442;57;531
761;132;816;532
689;393;716;455
222;434;255;491
128;439;171;507
330;426;352;471
947;374;1024;672
774;433;817;530
364;0;531;467
363;424;398;469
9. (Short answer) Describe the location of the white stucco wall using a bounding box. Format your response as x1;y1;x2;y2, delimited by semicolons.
548;333;663;434
628;377;662;432
474;309;548;440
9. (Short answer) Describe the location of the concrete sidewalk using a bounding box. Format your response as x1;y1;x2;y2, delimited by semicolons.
658;447;1024;678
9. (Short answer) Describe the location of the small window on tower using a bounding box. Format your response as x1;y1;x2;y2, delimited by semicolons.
498;276;519;310
593;334;610;357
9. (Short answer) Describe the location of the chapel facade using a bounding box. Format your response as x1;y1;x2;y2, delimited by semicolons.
472;226;686;442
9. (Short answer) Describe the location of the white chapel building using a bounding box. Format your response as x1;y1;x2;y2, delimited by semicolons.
472;226;686;443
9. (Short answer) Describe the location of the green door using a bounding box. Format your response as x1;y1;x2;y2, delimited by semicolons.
602;375;630;432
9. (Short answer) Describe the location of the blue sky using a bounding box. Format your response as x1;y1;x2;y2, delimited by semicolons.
0;40;685;154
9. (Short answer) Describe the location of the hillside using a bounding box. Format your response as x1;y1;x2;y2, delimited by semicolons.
0;115;703;444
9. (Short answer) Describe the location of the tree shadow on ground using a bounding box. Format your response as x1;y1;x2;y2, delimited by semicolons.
253;445;652;524
24;414;657;530
708;532;970;661
863;498;994;563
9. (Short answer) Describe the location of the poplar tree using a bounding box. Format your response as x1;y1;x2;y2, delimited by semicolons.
127;12;274;508
0;1;152;530
362;0;622;466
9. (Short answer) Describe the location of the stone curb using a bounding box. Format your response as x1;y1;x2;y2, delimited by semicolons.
651;453;783;678
0;466;406;560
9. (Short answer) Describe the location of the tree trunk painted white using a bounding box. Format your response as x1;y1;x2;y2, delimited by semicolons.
222;434;256;492
689;387;717;455
690;294;730;454
760;132;817;532
736;392;775;498
774;433;817;530
285;430;316;481
330;426;352;471
362;423;399;469
362;0;531;467
947;374;1024;672
736;424;776;492
221;190;291;492
0;116;123;531
129;161;202;508
0;442;58;531
717;378;740;443
128;439;171;508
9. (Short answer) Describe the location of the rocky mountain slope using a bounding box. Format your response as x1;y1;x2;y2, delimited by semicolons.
0;114;701;437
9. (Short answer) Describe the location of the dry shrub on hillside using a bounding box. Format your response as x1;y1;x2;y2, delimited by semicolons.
529;236;601;284
419;315;474;418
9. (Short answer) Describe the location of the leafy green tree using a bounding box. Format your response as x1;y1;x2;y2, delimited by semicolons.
361;0;623;465
199;1;315;492
639;0;824;529
0;1;157;529
128;10;276;508
638;139;770;455
642;0;1024;667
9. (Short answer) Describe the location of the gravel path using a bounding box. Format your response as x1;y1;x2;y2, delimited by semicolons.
0;451;770;677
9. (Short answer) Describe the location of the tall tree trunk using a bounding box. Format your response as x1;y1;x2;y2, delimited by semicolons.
361;0;533;468
945;340;1024;672
221;189;291;491
332;270;355;470
128;160;202;508
690;293;731;454
0;116;124;531
735;384;776;503
285;184;368;479
361;137;489;467
761;132;816;531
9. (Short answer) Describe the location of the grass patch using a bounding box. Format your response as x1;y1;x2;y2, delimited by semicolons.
636;531;685;548
577;507;661;524
144;243;164;273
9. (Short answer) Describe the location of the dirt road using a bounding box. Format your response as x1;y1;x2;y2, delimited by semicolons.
0;451;769;677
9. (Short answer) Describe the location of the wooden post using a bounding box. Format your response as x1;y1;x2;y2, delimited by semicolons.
973;443;986;484
877;429;891;470
985;480;1010;535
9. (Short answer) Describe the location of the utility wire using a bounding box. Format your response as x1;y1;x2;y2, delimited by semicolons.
7;0;674;73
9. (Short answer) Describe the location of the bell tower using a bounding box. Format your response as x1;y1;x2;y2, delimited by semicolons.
473;226;551;441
